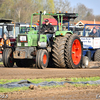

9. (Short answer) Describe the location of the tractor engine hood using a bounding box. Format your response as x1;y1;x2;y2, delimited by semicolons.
17;33;47;47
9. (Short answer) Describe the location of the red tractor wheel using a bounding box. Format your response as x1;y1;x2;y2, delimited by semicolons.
65;34;83;68
71;39;82;65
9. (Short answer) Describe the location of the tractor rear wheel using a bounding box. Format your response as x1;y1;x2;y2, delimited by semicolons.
36;49;48;69
94;49;100;61
3;48;14;67
65;34;83;68
52;34;71;68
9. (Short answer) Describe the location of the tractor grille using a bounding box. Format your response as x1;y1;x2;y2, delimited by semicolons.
18;35;28;43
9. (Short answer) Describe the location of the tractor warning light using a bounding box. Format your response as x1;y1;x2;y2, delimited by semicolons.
59;11;61;13
38;20;40;23
61;33;63;35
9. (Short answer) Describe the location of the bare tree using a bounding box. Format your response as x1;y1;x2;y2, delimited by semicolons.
54;0;72;13
73;3;94;21
0;0;14;18
0;0;100;23
95;15;100;21
0;0;4;5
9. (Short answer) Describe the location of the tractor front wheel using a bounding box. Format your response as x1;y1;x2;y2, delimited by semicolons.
36;49;48;69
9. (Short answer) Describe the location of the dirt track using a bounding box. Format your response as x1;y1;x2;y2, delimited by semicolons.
3;86;100;100
1;66;100;100
0;66;100;79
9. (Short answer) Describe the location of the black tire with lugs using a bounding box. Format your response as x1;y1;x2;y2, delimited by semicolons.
52;34;71;68
3;48;14;67
94;49;100;61
36;49;48;69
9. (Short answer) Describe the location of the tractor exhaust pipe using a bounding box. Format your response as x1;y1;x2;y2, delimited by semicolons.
38;11;42;42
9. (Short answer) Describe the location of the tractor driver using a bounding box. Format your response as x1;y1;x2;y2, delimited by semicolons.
41;19;54;44
89;27;99;37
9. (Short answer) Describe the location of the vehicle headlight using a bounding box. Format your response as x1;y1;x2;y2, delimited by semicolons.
17;43;21;46
24;43;28;46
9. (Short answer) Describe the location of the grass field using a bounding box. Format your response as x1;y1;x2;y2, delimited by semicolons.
70;76;100;82
0;78;66;84
0;77;100;93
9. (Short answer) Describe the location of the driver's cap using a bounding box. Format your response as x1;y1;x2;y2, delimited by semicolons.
45;19;49;22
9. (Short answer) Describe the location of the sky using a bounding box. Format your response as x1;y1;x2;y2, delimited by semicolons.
69;0;100;15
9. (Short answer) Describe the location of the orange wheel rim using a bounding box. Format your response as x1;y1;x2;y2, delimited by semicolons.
72;39;81;65
43;54;47;64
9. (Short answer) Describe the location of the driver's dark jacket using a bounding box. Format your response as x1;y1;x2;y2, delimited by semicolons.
40;23;54;33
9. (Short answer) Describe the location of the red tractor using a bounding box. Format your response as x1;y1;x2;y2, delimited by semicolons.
0;19;19;61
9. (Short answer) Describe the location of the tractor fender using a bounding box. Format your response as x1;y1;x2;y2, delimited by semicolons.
55;31;73;36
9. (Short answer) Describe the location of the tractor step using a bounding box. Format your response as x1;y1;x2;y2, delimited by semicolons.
88;61;100;68
47;47;51;52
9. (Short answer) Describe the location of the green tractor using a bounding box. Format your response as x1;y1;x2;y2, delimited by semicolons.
3;11;83;69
